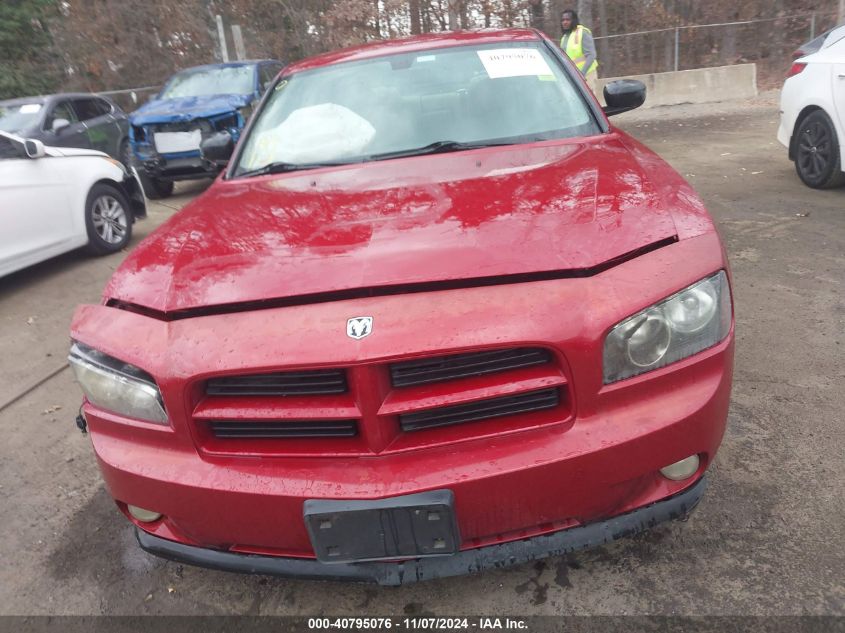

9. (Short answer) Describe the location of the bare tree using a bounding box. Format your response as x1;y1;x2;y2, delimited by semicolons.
447;0;459;29
410;0;422;34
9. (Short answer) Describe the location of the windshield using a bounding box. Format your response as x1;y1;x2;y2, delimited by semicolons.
234;42;598;176
159;65;256;99
0;102;43;133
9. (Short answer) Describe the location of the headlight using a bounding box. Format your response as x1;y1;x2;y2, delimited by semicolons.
603;271;732;384
98;156;126;172
68;342;167;424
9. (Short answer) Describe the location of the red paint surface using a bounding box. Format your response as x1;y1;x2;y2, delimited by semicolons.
72;30;734;561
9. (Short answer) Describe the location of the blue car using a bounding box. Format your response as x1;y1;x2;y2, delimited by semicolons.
129;60;284;198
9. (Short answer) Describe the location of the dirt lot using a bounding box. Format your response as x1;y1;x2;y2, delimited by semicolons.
0;94;843;617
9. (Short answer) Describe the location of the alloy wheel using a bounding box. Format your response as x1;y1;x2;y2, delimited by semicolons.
91;195;128;245
797;119;832;181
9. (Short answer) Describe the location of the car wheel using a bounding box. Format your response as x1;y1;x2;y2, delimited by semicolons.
794;110;845;189
84;183;133;255
137;171;175;199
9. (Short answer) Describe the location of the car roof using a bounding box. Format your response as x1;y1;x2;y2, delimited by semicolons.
283;29;543;75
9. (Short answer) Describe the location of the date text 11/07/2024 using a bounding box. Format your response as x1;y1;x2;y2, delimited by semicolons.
307;618;528;630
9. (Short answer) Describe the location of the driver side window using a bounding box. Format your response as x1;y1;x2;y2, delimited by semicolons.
44;101;79;131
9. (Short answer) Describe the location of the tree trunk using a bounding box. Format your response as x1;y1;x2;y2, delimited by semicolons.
447;0;458;30
373;0;381;38
597;0;607;74
410;0;421;34
529;0;543;30
578;0;594;29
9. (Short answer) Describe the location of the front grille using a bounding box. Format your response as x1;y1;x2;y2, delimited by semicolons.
206;369;347;396
210;420;357;439
399;388;560;432
390;347;552;387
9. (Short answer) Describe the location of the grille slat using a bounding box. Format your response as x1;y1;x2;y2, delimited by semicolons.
391;348;552;387
211;420;357;439
207;369;347;396
399;388;560;432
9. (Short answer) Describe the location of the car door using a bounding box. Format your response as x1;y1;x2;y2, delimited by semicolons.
43;100;89;150
0;135;76;275
73;97;118;157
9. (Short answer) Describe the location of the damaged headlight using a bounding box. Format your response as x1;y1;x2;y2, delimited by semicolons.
603;271;732;384
68;342;167;424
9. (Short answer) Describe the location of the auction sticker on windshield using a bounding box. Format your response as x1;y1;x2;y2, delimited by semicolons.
477;48;553;79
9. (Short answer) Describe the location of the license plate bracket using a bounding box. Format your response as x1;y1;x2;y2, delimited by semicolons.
304;490;459;563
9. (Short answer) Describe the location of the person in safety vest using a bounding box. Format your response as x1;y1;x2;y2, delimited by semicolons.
560;9;598;93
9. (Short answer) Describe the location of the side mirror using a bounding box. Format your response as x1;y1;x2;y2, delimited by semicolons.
24;139;46;159
200;131;234;167
602;80;646;117
52;118;70;133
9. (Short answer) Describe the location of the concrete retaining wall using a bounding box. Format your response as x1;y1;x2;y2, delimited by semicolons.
595;63;758;108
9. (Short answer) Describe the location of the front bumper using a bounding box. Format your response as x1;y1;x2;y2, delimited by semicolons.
73;232;733;577
140;153;220;182
136;476;706;585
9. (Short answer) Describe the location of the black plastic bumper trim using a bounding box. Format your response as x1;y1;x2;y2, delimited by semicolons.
135;476;707;586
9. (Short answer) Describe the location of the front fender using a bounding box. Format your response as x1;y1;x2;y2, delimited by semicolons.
122;168;148;220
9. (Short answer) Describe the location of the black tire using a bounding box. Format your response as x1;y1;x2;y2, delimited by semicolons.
793;110;845;189
136;170;175;199
84;183;133;255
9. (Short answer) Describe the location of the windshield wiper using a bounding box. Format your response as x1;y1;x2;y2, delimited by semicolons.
237;140;520;177
367;140;518;162
236;160;352;179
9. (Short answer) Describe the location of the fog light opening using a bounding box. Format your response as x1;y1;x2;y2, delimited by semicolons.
127;505;162;523
660;455;700;481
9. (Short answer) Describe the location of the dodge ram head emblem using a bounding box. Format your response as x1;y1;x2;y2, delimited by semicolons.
346;316;373;340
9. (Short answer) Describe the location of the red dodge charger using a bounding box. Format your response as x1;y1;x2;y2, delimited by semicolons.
69;29;734;584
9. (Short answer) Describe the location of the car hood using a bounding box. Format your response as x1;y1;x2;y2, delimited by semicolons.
130;93;253;125
106;134;713;314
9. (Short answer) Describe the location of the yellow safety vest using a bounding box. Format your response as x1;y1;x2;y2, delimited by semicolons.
561;25;598;75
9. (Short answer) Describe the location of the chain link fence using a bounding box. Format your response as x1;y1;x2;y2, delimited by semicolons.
593;12;842;88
